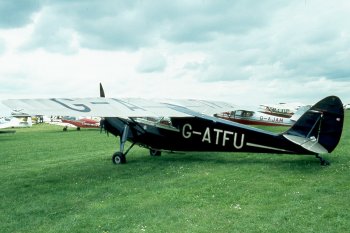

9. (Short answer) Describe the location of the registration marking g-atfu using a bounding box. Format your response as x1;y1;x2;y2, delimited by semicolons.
182;123;245;149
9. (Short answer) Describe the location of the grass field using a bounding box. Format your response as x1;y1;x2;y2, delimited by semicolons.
1;113;349;233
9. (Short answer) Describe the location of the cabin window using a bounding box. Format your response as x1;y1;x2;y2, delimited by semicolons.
235;110;243;116
243;111;253;117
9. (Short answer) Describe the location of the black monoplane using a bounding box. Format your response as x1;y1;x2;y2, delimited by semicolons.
1;84;344;165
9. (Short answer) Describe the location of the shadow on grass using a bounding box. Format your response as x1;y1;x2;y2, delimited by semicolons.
124;151;333;173
44;128;101;134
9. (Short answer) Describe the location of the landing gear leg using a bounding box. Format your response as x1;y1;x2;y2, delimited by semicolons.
112;125;135;165
316;154;330;166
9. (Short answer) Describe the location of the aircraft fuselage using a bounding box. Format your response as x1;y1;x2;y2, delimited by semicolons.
103;116;314;155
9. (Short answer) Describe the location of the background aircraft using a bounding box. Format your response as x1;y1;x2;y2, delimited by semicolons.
0;117;16;134
61;117;100;131
259;102;305;118
0;104;31;133
44;116;100;131
0;84;344;166
214;105;310;126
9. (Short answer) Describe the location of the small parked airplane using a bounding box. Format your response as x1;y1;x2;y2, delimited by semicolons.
0;104;31;133
0;118;16;134
259;102;304;118
0;84;344;166
60;117;100;131
214;105;310;126
0;104;13;133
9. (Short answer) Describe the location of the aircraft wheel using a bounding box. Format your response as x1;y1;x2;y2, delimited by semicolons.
316;154;330;166
150;149;161;156
112;152;126;164
77;127;81;131
320;159;330;166
63;127;67;131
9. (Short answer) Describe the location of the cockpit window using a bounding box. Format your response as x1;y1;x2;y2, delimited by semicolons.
135;117;175;129
233;110;254;117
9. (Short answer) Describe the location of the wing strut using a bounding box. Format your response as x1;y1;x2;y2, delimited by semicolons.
306;112;322;139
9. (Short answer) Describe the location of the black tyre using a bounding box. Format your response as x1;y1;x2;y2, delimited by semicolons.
112;152;126;164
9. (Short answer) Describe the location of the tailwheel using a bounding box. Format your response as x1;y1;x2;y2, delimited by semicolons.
112;152;126;164
316;154;330;166
150;149;161;156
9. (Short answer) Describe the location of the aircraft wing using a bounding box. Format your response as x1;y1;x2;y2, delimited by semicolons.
160;99;237;116
1;98;190;118
0;117;13;129
0;102;12;117
0;122;10;129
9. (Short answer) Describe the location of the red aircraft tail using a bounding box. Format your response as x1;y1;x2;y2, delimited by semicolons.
283;96;344;154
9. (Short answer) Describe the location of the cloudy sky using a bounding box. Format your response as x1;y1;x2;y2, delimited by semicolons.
0;0;349;106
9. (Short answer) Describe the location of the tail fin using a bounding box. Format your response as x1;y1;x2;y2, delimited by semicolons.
283;96;344;154
100;83;105;98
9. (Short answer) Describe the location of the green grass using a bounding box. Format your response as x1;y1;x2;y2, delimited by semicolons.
1;113;349;233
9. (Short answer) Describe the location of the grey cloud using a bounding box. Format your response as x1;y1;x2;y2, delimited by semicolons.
20;7;78;54
77;16;153;51
183;51;253;82
276;34;350;80
200;2;350;83
0;1;42;28
184;60;209;71
161;1;284;43
22;0;154;51
136;52;167;73
20;0;284;51
6;0;350;87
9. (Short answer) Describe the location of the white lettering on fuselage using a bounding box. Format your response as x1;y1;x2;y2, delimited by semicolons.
182;124;245;149
182;123;192;138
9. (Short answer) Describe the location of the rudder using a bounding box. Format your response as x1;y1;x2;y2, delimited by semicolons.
284;96;344;153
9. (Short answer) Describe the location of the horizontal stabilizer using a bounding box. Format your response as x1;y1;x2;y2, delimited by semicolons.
283;134;328;154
